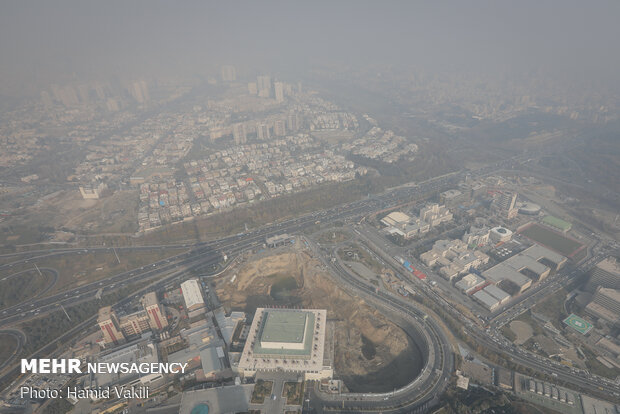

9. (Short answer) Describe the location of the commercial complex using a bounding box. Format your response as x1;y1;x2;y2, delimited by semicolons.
420;239;489;281
238;308;332;380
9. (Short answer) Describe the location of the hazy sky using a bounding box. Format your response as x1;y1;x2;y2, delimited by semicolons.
1;1;619;95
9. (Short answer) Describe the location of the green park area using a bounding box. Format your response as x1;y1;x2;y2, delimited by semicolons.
250;379;273;404
282;382;304;405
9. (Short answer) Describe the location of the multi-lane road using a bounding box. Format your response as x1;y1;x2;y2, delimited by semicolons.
348;223;620;402
3;156;617;408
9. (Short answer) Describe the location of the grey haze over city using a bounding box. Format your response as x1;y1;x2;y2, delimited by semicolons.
1;1;620;98
1;2;620;414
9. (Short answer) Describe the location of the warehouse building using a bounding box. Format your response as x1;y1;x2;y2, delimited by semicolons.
483;284;511;305
181;278;205;312
473;290;500;311
380;211;411;228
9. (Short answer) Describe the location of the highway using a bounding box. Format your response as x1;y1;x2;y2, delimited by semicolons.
301;236;452;414
4;155;617;407
348;224;620;402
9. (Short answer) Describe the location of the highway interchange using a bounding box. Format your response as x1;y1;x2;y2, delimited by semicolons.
1;158;619;410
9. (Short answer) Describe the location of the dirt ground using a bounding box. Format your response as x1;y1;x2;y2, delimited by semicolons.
216;243;422;392
510;321;534;345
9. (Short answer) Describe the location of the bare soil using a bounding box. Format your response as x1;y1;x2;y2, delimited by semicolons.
216;245;423;392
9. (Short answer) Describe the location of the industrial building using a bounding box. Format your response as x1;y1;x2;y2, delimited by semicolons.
483;264;532;294
482;244;566;295
238;308;332;380
473;290;500;311
520;244;567;272
483;284;510;305
180;279;205;312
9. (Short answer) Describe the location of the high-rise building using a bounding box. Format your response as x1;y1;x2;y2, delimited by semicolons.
221;65;236;82
274;82;284;103
585;287;620;325
494;191;518;219
144;292;168;331
233;123;247;145
98;306;126;346
587;257;620;291
274;120;286;136
247;82;258;95
257;75;271;98
257;123;270;140
130;80;149;103
287;113;301;132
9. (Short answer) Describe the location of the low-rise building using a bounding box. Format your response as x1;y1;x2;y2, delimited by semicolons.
473;290;500;311
455;273;486;294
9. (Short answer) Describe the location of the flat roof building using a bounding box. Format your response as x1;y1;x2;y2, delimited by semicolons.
98;306;126;346
455;273;485;294
473;290;500;311
144;292;168;331
181;279;205;312
239;308;331;380
482;265;532;294
483;285;510;305
381;211;411;228
520;244;567;271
